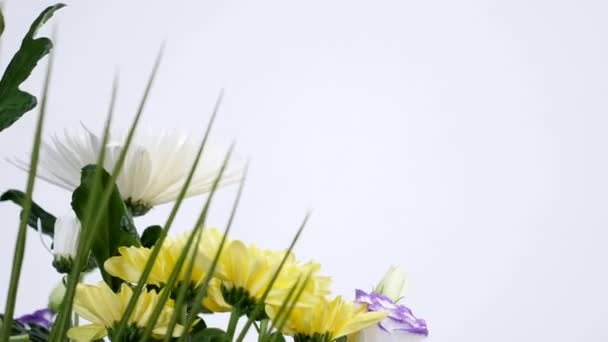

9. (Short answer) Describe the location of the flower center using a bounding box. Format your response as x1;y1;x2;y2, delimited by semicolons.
221;285;267;320
294;332;335;342
125;198;153;216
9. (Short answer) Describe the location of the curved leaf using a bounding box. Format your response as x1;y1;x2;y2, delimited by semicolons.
71;165;140;290
0;189;56;236
0;3;65;132
140;225;162;248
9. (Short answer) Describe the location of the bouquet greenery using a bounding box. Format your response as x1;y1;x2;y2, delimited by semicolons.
0;4;428;342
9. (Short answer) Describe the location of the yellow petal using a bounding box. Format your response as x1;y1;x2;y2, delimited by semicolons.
67;323;107;342
224;240;250;287
338;311;388;338
202;278;232;312
73;283;122;327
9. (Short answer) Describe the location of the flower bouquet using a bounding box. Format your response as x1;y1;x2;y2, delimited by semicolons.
0;4;428;342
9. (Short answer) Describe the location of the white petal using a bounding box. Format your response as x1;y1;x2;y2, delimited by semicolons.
53;210;81;258
15;126;242;208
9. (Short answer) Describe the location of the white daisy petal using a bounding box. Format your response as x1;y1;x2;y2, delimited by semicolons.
15;126;242;215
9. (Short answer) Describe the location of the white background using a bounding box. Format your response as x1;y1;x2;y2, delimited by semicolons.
1;1;607;341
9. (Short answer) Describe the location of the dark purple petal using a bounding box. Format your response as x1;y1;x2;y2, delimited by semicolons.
16;308;54;329
355;289;428;336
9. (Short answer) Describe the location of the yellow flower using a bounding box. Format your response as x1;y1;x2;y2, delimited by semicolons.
202;278;232;312
67;282;185;342
104;228;225;287
266;296;387;342
208;240;331;313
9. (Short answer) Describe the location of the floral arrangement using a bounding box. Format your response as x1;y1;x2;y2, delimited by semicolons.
0;4;428;342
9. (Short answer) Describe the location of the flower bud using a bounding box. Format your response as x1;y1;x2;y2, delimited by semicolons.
374;265;407;303
52;211;81;273
48;281;66;313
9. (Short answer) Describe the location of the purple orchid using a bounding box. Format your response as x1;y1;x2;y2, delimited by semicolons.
16;308;54;330
355;289;428;336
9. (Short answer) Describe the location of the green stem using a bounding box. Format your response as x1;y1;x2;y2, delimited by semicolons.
226;308;241;339
258;319;268;342
0;33;53;342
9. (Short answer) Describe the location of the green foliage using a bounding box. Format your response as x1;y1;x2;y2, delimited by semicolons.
0;315;50;342
0;23;55;342
0;4;64;132
68;50;164;342
268;332;287;342
192;328;230;342
113;91;220;341
235;215;309;342
0;189;56;237
0;8;5;37
141;225;163;248
70;165;140;289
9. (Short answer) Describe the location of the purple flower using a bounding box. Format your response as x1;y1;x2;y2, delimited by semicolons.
16;308;54;330
355;289;428;336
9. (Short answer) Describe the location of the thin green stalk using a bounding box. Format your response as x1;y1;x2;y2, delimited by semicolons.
272;274;311;336
139;146;235;342
52;45;163;341
48;71;120;342
161;228;204;342
164;101;235;342
139;225;204;341
227;308;241;339
235;214;310;342
0;47;53;342
258;320;268;342
177;164;248;342
267;275;305;334
113;91;223;341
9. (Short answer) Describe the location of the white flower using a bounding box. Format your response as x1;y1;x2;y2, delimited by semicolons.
53;210;81;260
13;125;241;215
352;326;427;342
48;281;66;312
374;265;408;303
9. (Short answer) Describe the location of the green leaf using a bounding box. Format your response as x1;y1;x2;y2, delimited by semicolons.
190;319;208;334
140;225;162;248
0;3;65;132
268;332;286;342
191;328;230;342
0;8;5;38
0;189;56;236
49;75;119;342
70;164;140;290
0;40;54;342
66;49;163;342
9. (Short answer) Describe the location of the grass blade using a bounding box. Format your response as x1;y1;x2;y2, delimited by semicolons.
112;91;224;340
235;214;309;342
138;146;235;341
0;42;54;342
52;45;163;341
48;71;119;342
271;274;311;336
176;164;249;342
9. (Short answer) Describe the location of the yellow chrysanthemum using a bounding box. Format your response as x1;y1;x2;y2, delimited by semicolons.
266;296;387;342
67;282;185;342
104;228;225;287
208;240;331;312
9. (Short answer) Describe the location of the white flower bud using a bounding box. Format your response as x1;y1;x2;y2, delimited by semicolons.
48;281;66;312
52;211;81;260
374;265;408;303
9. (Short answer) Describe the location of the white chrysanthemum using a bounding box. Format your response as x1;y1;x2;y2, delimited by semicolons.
51;210;82;273
14;126;241;215
53;210;81;259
